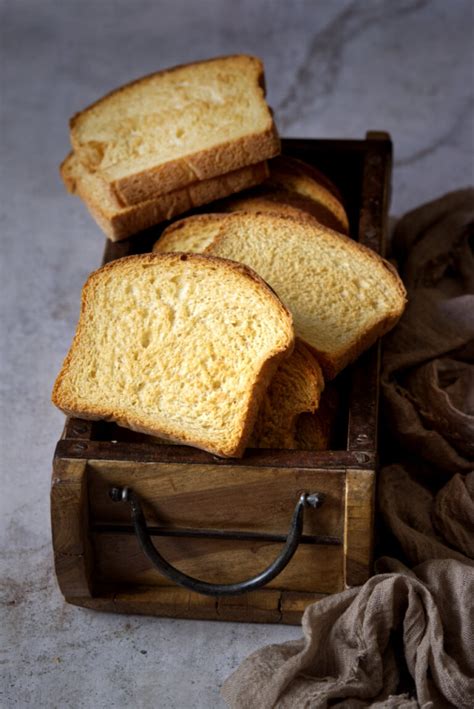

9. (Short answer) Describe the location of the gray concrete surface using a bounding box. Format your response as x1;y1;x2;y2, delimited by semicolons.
1;1;473;707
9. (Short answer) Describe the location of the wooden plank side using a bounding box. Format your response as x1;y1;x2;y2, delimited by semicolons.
92;533;344;595
66;587;326;624
74;586;218;619
344;468;375;587
280;591;326;624
216;590;283;623
51;459;93;598
87;462;345;538
56;438;375;469
346;132;391;455
62;418;94;441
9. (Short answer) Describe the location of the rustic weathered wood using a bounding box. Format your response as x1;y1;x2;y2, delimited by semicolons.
358;132;392;255
344;468;376;587
92;533;344;594
70;586;219;620
52;136;390;623
87;460;345;537
346;132;391;454
280;591;326;624
216;590;283;623
55;438;375;470
51;459;92;597
63;418;94;440
67;587;326;623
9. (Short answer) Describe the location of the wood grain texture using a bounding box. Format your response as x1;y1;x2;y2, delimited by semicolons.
88;460;345;537
55;437;375;469
346;132;391;454
92;533;344;594
51;459;92;597
344;468;376;587
66;587;325;624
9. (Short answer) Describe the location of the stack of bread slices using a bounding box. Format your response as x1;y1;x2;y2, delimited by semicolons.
53;55;407;457
61;55;279;241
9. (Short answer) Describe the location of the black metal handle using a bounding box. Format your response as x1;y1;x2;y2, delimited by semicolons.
109;486;323;597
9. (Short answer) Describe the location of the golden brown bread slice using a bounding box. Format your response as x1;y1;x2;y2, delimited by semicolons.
154;212;407;379
269;156;344;200
152;338;324;450
220;188;346;234
220;156;350;234
60;153;269;241
249;339;324;448
69;55;280;205
51;253;294;458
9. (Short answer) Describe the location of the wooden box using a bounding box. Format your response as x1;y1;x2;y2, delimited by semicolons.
51;133;392;624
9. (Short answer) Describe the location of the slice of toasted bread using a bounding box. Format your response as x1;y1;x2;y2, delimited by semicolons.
70;55;280;205
219;157;349;234
154;212;407;378
60;153;269;241
52;253;294;458
219;188;346;233
266;156;349;233
250;339;324;448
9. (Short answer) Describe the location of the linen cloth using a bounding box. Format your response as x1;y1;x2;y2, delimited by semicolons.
222;190;474;708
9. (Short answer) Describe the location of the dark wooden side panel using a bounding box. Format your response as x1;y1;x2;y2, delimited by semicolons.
346;132;391;454
51;458;93;598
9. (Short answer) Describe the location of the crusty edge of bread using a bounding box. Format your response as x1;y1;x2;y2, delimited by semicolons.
220;187;349;234
270;156;344;202
51;252;294;457
69;54;280;204
251;339;325;449
266;156;349;233
60;154;269;241
111;127;280;205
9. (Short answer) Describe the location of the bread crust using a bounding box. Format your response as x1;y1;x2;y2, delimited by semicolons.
250;339;325;449
52;252;294;457
220;187;347;234
60;153;269;241
265;156;349;234
69;55;280;205
270;156;344;202
112;128;280;205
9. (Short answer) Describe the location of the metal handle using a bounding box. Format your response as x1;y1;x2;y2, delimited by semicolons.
109;486;323;597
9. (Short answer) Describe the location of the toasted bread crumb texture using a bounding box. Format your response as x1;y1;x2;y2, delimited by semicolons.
250;339;324;448
153;217;224;254
157;213;406;377
70;56;277;189
52;253;293;457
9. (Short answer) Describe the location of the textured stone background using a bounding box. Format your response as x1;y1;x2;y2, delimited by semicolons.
1;1;473;707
